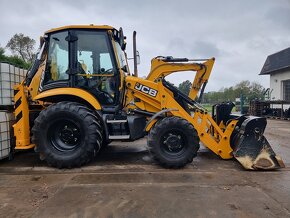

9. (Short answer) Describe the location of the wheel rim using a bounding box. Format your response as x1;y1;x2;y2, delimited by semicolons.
161;129;187;155
48;119;82;152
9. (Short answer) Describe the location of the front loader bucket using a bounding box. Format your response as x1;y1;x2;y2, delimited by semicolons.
232;116;285;170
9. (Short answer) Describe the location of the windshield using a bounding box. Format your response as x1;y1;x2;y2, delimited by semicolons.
114;40;127;68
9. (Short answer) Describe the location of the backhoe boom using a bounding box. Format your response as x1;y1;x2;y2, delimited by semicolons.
147;57;215;101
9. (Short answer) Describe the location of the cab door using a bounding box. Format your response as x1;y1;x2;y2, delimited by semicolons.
74;30;120;106
42;30;70;91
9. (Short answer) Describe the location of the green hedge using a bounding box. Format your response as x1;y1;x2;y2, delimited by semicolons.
0;54;31;70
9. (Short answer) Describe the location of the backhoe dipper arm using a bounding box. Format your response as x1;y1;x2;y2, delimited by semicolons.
146;57;215;100
189;58;215;101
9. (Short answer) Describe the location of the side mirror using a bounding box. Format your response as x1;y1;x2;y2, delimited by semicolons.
136;51;140;65
119;27;126;51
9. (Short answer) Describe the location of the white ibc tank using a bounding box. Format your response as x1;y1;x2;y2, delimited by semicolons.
0;110;14;160
0;62;27;106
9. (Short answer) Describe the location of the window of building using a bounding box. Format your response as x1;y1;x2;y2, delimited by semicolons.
283;80;290;101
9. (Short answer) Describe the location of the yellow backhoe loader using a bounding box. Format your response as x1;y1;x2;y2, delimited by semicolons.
12;25;284;170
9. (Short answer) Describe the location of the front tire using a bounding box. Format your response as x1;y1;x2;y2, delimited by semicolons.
148;116;200;168
32;102;102;168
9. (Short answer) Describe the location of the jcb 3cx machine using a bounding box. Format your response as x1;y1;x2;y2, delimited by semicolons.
12;25;284;170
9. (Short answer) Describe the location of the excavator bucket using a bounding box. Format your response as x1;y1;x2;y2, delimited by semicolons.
232;116;285;170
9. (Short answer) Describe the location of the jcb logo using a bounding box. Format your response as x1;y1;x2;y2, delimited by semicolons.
135;83;158;97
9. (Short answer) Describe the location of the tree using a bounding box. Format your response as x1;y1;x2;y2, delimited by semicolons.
234;80;251;97
201;80;265;104
6;33;35;63
249;82;264;100
0;45;5;59
178;80;192;95
0;45;31;69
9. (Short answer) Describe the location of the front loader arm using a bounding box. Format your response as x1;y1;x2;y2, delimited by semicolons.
127;56;284;170
146;57;215;100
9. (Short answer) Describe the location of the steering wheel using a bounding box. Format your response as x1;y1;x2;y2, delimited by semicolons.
99;68;113;74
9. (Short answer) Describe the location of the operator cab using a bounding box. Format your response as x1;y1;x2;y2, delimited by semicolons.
41;26;128;107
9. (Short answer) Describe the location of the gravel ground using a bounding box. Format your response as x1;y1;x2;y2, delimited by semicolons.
0;119;289;218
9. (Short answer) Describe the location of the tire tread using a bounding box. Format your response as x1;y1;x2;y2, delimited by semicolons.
148;116;200;168
32;101;102;168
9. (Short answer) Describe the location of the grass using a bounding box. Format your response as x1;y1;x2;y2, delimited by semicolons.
201;104;213;112
200;104;237;113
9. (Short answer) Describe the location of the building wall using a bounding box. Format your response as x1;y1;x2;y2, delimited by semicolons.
270;70;290;100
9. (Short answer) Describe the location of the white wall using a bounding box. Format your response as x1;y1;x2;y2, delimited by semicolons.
270;70;290;100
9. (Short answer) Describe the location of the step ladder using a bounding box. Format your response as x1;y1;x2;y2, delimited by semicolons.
106;119;130;140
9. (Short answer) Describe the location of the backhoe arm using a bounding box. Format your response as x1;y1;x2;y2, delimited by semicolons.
189;58;215;101
146;57;215;100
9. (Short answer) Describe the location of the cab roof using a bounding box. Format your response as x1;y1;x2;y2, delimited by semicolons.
45;25;115;34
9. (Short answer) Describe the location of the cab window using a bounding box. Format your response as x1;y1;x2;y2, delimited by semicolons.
75;30;118;105
44;31;69;84
76;31;115;75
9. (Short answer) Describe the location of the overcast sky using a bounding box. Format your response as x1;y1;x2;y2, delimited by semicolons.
0;0;289;91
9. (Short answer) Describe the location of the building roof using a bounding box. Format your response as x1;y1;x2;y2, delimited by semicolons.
260;47;290;75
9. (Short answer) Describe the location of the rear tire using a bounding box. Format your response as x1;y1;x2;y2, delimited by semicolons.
32;102;102;168
148;116;200;168
100;139;112;150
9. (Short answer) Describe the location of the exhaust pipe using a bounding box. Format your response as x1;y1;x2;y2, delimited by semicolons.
133;31;138;77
